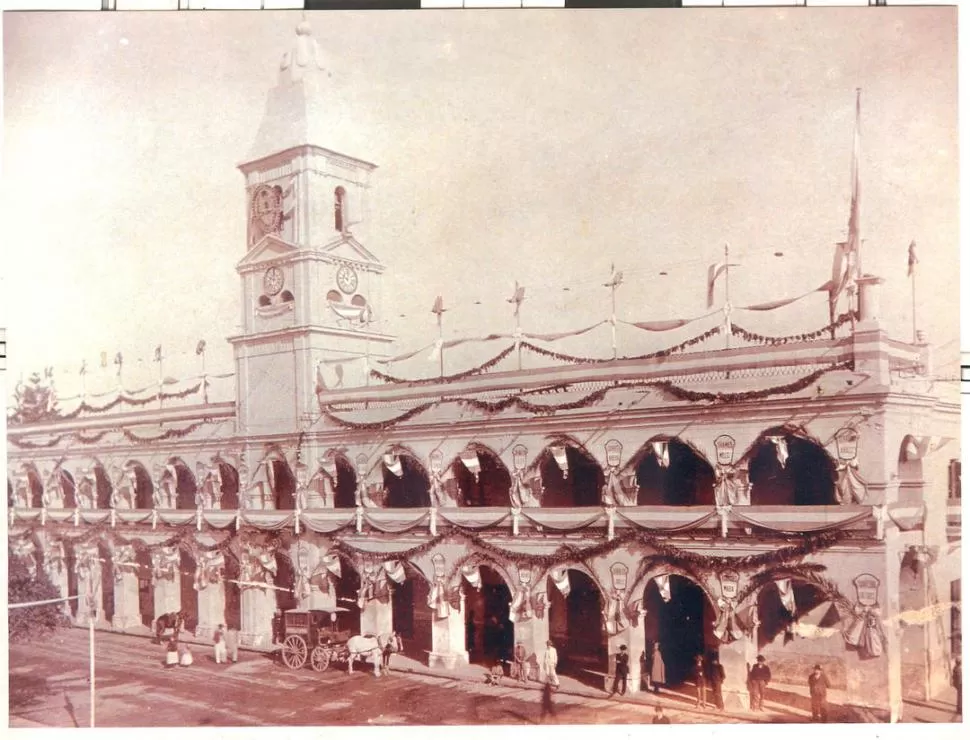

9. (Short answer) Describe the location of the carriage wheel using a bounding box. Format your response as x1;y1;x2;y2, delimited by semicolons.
282;635;308;669
311;646;332;673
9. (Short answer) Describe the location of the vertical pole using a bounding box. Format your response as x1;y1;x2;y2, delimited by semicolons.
201;348;209;405
724;244;731;350
911;270;918;344
437;313;444;380
89;610;96;727
157;350;164;411
611;284;617;360
515;305;522;371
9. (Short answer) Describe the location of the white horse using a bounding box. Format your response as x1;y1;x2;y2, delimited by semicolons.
345;633;402;677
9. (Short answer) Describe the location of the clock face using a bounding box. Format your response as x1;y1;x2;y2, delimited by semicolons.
251;185;283;234
336;265;358;294
263;266;284;296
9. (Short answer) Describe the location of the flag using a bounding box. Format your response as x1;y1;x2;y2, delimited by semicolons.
605;263;624;288
832;90;863;311
153;345;162;362
907;241;918;277
79;360;87;376
114;352;124;372
431;296;445;316
507;282;526;315
196;340;207;355
707;262;727;308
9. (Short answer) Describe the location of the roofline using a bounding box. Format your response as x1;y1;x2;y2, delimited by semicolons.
237;144;378;174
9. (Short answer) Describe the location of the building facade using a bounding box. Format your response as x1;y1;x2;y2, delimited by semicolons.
6;22;961;720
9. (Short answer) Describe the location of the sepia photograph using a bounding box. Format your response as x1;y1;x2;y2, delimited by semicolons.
1;7;962;728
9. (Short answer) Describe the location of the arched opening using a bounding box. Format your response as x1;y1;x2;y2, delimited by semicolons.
538;444;604;508
275;551;298;613
99;542;114;625
453;447;513;507
748;430;836;506
756;579;838;648
134;544;154;628
218;463;240;510
26;469;44;508
392;564;433;661
898;436;925;506
272;460;297;510
258;295;271;307
59;470;77;509
384;453;431;508
126;462;154;510
642;574;718;693
331;455;358;509
334;556;361;635
94;465;113;509
634;439;716;506
223;553;242;631
464;565;513;665
334;186;346;232
547;568;607;686
281;290;294;303
167;459;198;510
179;550;198;633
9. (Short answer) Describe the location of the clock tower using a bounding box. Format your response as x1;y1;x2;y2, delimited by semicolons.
230;21;395;438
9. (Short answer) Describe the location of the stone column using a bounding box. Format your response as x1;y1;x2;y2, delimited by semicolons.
153;576;181;619
240;587;276;647
605;625;646;694
429;592;469;670
111;545;141;630
196;582;226;641
72;542;104;627
718;631;758;711
40;537;71;616
514;610;550;682
360;598;393;636
884;529;904;721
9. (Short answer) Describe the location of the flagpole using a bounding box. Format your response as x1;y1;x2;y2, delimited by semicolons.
156;348;164;411
610;273;618;360
437;311;444;380
200;345;208;404
724;243;731;350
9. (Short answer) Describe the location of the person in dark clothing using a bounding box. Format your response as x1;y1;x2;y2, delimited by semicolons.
271;609;284;645
640;647;653;692
693;654;708;708
808;664;830;722
709;657;726;711
610;645;630;696
652;705;671;724
748;655;771;711
953;656;962;716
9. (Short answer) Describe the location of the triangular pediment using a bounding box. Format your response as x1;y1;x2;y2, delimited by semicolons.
320;234;382;267
237;235;300;270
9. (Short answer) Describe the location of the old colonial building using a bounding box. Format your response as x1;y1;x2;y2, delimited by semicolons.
6;22;961;721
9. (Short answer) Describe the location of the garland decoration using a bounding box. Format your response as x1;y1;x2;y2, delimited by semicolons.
731;313;854;346
8;434;67;450
321;361;853;430
56;382;204;420
520;326;723;365
368;345;516;386
9;420;215;449
121;422;206;444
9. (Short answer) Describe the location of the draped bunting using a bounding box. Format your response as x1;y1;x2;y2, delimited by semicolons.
613;508;719;534
459;450;482;480
437;509;511;531
429;467;458;507
427;577;460;618
152;546;181;581
836;461;868;505
713;596;745;644
730;507;872;535
602;588;628;636
510;469;542;508
601;466;638;507
239;543;277;586
299;512;357;534
74;542;102;616
194;550;226;592
625;317;696;332
357;560;406;608
383;454;403;478
767;436;790;468
44;541;65;579
652;441;670;469
654;574;671;603
738;283;832;312
777;579;796;615
714;463;750;507
362;510;430;534
520;509;605;532
550;569;571;598
731;312;854;345
525;321;608;343
843;605;886;658
111;544;138;582
461;564;482;589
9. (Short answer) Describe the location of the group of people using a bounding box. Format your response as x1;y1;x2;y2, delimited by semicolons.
213;623;240;664
163;639;194;668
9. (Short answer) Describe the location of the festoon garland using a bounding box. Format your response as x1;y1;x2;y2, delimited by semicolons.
9;419;217;449
731;312;855;346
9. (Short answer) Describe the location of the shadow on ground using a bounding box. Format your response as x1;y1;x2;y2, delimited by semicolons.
8;672;51;712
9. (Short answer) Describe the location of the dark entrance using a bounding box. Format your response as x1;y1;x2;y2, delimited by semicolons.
273;461;298;510
385;456;431;508
136;546;154;628
635;439;715;506
99;542;114;624
539;446;604;507
171;461;198;510
548;569;606;686
180;550;198;632
453;449;513;507
334;557;361;634
332;456;358;509
218;463;240;510
464;566;513;664
643;575;717;691
224;554;242;630
275;551;298;612
392;566;432;660
748;431;836;506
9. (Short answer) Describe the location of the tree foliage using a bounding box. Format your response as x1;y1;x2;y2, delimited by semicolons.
8;549;68;643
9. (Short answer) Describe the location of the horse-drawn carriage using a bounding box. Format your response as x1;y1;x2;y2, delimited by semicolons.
280;608;352;672
280;608;402;676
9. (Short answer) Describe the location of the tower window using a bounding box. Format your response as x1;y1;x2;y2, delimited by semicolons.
334;187;346;233
258;295;271;307
281;290;294;303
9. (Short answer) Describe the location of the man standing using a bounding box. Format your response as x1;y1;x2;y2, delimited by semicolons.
213;623;227;664
747;655;771;711
709;656;726;711
514;641;529;683
610;645;630;696
808;664;830;722
953;655;962;717
693;654;708;708
542;640;560;688
226;624;239;663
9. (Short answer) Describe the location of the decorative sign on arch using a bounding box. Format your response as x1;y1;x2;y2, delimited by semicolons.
719;569;740;600
714;435;736;466
355;453;368;478
431;553;447;578
610;562;629;591
429;449;444;475
852;573;880;607
605;440;623;468
835;427;860;462
512;444;529;472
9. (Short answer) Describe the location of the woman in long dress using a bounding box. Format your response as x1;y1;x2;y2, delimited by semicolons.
650;642;666;693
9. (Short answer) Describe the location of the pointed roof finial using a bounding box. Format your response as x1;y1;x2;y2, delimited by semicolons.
279;17;325;82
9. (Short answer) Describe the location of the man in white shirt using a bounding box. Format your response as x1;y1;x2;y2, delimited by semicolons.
542;640;560;688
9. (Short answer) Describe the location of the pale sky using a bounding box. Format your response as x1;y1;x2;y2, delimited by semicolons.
1;8;959;403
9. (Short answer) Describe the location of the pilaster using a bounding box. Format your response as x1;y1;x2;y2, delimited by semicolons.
112;572;142;630
429;593;469;670
240;586;276;647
